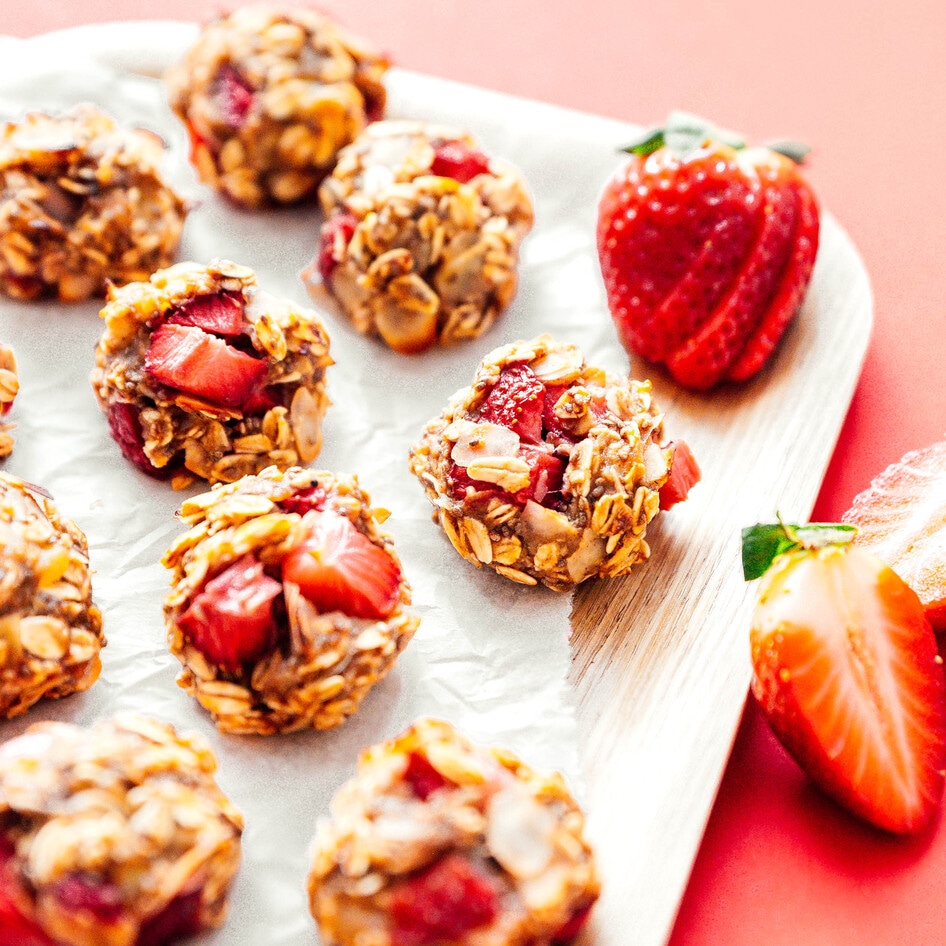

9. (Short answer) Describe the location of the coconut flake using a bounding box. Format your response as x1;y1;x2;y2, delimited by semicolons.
449;421;520;468
643;441;669;484
486;786;556;879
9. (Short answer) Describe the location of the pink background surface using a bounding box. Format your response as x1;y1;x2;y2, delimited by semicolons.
6;1;946;942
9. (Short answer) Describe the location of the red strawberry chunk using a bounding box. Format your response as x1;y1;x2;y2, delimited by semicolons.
179;554;283;674
144;323;267;410
552;903;594;944
55;874;123;923
517;445;567;505
430;142;492;183
389;853;500;946
658;440;701;510
282;512;401;621
0;837;56;946
279;484;328;517
212;65;254;128
477;364;544;444
403;751;453;800
166;291;245;336
136;889;203;946
106;402;170;479
750;544;946;834
317;213;357;283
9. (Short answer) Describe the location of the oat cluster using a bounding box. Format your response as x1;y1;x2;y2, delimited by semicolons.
0;103;188;302
166;4;390;207
162;465;418;735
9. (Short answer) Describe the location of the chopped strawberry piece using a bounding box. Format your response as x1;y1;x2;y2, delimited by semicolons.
144;323;267;410
54;874;123;923
279;484;328;517
477;364;544;444
282;512;401;620
430;142;492;183
106;402;170;480
166;291;245;336
551;903;594;944
446;461;495;502
747;529;946;834
658;440;701;510
212;65;254;128
240;385;282;418
403;752;453;800
0;836;55;946
843;439;946;632
389;853;500;946
179;554;283;674
316;213;357;283
136;889;202;946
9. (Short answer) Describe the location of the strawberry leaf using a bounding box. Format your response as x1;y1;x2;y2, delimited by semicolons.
742;520;857;580
765;139;812;165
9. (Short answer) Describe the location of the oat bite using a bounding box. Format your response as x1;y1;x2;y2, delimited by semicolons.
306;119;535;354
0;103;188;302
0;472;104;719
307;718;600;946
409;335;700;591
90;259;333;489
162;465;418;735
165;4;390;208
0;713;243;946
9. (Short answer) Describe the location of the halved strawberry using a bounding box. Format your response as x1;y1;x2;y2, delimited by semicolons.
389;853;500;946
166;291;245;336
144;323;267;410
430;142;492;183
842;440;946;631
178;554;283;673
477;364;544;444
658;440;701;510
282;511;401;621
743;521;946;834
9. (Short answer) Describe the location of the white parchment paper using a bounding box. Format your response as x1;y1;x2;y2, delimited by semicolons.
0;24;644;944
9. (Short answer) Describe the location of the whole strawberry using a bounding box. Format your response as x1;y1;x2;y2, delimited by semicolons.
742;521;946;834
597;112;820;390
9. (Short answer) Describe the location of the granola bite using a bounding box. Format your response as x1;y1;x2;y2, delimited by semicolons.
162;465;418;735
90;259;333;489
165;5;390;208
0;472;104;719
0;713;244;946
0;103;188;302
409;335;701;591
307;718;600;946
305;119;535;353
0;343;17;458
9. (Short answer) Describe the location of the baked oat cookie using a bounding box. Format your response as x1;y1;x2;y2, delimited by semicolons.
90;259;332;489
409;335;701;591
162;465;418;735
0;104;187;302
165;4;389;208
307;718;600;946
0;343;17;458
0;713;243;946
0;472;104;719
305;120;534;353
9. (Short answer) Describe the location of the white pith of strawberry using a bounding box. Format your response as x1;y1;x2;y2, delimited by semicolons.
282;511;402;621
743;520;946;834
178;553;283;674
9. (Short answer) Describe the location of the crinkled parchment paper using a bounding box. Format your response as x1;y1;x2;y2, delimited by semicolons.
0;23;644;944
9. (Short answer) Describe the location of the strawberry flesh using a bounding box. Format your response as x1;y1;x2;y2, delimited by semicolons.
0;836;56;946
750;543;946;834
551;903;594;944
145;323;267;410
316;213;357;283
282;512;401;621
843;439;946;631
430;142;492;183
658;440;701;510
389;853;500;946
477;364;545;444
106;402;170;479
166;291;245;336
212;65;254;128
179;554;283;674
136;889;202;946
54;874;123;922
279;484;328;517
403;751;453;800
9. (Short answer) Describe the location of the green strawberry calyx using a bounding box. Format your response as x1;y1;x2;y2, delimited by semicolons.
621;111;810;164
741;517;857;581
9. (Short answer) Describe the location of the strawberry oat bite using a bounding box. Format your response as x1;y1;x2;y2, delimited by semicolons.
0;104;188;302
409;335;700;591
165;5;390;208
161;466;418;735
0;713;243;946
90;259;332;489
305;120;534;354
307;718;600;946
